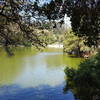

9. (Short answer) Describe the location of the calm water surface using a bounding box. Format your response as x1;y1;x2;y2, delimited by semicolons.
0;47;81;100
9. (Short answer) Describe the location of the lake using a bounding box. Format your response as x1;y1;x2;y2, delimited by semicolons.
0;47;82;100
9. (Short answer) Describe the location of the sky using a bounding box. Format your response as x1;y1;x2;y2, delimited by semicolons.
31;0;52;5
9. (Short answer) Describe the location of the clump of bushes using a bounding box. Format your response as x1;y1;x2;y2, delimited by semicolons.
64;52;100;100
63;29;90;57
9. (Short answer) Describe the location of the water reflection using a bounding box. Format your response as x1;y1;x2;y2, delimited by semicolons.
0;48;81;100
0;84;75;100
64;78;100;100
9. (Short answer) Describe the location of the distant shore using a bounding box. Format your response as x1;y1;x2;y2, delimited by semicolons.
47;44;63;48
0;44;63;49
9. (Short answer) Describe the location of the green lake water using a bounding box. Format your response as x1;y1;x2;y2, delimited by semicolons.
0;47;82;100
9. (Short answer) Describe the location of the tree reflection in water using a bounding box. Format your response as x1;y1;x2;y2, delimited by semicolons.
63;78;100;100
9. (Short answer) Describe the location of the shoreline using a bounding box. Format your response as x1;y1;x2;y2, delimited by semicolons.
47;44;63;48
0;44;63;49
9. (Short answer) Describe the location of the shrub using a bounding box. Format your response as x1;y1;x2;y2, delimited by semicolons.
64;52;100;100
63;29;90;56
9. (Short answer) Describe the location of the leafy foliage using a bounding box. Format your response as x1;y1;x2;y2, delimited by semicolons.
41;0;100;47
0;0;99;55
64;52;100;100
0;0;55;55
63;29;90;56
63;0;100;47
0;0;48;47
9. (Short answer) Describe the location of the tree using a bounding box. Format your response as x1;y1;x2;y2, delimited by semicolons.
41;0;100;47
62;0;100;47
0;0;48;55
63;29;90;57
0;0;99;53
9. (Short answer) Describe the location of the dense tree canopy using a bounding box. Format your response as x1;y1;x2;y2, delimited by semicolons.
42;0;100;47
0;0;100;50
69;0;100;47
0;0;47;48
56;0;100;47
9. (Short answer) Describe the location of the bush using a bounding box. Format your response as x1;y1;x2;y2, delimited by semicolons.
63;29;90;56
64;52;100;100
